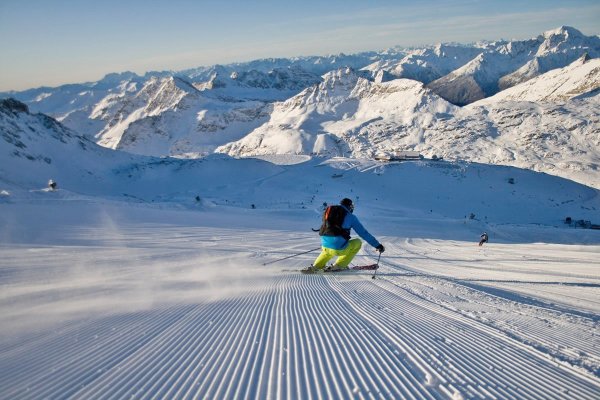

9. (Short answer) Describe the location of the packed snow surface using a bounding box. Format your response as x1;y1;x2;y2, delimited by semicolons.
1;155;599;400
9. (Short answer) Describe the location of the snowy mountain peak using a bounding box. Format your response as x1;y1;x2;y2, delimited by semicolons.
327;66;356;77
283;67;366;109
205;71;229;89
142;76;199;116
321;67;362;88
541;25;585;40
536;25;599;57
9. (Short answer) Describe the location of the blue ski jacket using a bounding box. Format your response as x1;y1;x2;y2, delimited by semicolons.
320;205;381;250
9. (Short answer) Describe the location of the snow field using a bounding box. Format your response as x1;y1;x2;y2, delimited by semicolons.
0;202;598;399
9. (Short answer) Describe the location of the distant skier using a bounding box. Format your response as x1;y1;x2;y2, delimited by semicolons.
479;232;488;246
48;179;57;191
302;198;384;273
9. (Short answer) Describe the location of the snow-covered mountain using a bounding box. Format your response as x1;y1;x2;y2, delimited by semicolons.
0;97;128;189
426;26;600;105
2;96;598;226
216;68;457;157
0;97;288;203
362;43;484;86
1;26;599;188
73;75;276;157
476;55;600;103
8;27;595;113
218;60;600;189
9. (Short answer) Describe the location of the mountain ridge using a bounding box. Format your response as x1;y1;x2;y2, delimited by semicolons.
1;26;599;188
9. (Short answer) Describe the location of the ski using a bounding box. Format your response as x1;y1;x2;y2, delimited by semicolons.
298;264;379;274
350;264;379;271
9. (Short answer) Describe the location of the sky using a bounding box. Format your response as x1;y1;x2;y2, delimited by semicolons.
0;0;599;92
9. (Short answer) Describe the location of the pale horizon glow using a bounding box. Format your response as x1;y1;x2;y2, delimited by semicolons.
0;0;599;92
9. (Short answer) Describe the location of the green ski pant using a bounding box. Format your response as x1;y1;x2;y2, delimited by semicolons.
313;238;362;268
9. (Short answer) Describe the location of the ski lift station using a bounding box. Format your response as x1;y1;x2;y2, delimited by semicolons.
374;151;423;162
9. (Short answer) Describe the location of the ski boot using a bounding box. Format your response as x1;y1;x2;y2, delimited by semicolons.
301;265;320;274
324;264;347;272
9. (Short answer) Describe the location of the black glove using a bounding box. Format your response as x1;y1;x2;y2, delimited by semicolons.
375;244;385;253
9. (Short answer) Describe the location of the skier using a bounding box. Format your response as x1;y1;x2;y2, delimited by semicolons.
479;232;488;246
48;179;57;190
302;198;384;273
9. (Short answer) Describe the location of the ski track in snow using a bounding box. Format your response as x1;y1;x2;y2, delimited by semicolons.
1;218;599;399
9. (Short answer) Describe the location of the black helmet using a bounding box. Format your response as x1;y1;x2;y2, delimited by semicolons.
340;198;354;212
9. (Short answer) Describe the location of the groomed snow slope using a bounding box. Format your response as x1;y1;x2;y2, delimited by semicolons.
1;153;599;400
0;201;598;400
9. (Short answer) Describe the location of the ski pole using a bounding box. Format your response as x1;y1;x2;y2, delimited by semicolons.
262;247;321;266
372;251;382;279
